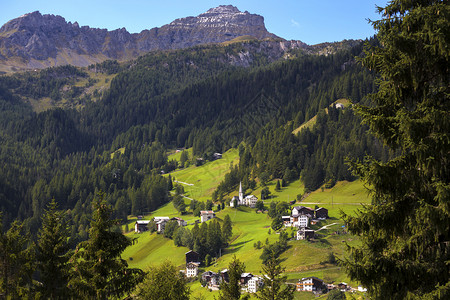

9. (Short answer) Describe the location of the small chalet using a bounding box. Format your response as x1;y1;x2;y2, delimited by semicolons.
315;207;329;219
297;277;325;292
282;216;292;226
171;217;187;226
200;210;215;222
202;271;221;287
240;273;253;285
338;282;349;292
185;250;200;265
335;103;344;109
213;153;222;160
292;206;314;218
154;217;170;232
186;262;200;278
297;228;315;240
134;220;150;233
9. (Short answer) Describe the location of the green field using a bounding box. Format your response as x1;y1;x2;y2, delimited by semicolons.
167;148;193;163
292;99;351;135
166;148;240;201
123;151;371;298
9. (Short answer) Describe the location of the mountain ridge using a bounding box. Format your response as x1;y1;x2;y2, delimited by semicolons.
0;5;284;72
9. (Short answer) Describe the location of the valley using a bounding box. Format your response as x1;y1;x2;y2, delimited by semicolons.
121;147;370;299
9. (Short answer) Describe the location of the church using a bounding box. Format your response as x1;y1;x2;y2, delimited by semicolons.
230;182;259;208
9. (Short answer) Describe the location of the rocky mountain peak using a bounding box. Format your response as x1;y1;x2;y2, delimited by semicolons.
203;5;242;15
0;5;282;72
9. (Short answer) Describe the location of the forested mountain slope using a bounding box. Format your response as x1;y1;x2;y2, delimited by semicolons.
0;38;384;243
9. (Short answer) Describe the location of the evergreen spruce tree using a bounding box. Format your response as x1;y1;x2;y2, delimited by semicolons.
218;255;248;300
222;214;233;245
136;261;190;300
36;199;71;299
70;192;144;299
342;1;449;299
256;253;295;300
0;215;35;298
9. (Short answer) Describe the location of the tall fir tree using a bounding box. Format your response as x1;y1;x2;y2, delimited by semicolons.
70;192;144;299
218;255;249;300
136;260;191;300
0;215;35;298
36;199;71;299
222;214;233;245
256;253;295;300
342;1;449;299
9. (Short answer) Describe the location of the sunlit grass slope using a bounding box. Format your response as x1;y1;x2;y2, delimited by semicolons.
167;148;239;201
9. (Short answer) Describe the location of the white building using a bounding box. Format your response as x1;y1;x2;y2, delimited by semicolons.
200;210;215;222
247;276;263;293
186;262;199;278
297;277;324;292
154;217;170;232
230;182;244;207
297;228;315;240
291;214;309;228
230;182;259;208
134;220;151;233
244;195;258;208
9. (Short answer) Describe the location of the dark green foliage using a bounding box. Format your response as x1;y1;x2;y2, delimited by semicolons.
255;200;265;211
342;1;450;299
260;238;289;264
254;241;262;249
268;202;277;218
327;252;336;265
0;37;385;256
0;215;35;298
70;193;144;299
256;253;295;300
218;256;248;300
35;199;71;298
271;215;283;231
2;65;87;100
136;261;191;300
173;194;186;214
180;150;189;167
163;220;179;239
327;289;345;300
88;60;123;75
275;180;281;191
222;214;233;245
204;254;212;267
205;199;213;210
261;187;271;200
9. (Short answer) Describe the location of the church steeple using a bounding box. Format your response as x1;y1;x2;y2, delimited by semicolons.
239;181;243;201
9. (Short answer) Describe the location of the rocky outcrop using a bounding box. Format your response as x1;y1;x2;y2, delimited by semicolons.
0;5;281;71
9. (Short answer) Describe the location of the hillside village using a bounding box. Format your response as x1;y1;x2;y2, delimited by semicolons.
130;169;366;298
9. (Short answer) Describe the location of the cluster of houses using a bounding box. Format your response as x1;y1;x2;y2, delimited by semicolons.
184;250;264;293
281;205;328;241
296;276;366;294
229;182;258;208
186;250;361;296
134;211;216;233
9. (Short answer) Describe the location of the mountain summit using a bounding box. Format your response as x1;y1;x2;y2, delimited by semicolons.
0;6;280;72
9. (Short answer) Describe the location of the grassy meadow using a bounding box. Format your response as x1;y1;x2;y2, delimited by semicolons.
122;148;371;299
166;148;240;201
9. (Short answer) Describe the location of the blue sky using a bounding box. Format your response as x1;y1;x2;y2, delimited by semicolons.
0;0;388;45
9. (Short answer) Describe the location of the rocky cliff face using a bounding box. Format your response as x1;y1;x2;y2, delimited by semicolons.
0;5;281;71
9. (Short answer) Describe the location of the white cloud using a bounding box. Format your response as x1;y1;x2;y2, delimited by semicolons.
291;19;300;27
